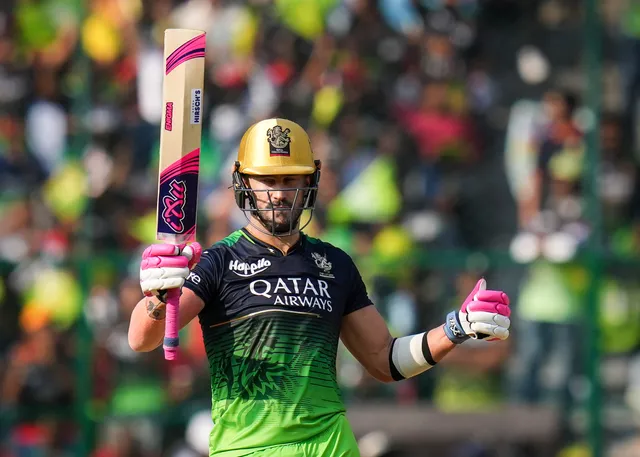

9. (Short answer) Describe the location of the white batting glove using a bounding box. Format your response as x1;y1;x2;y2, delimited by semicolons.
139;243;202;300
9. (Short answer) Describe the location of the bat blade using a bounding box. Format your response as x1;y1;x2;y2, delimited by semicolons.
157;29;205;245
156;29;206;360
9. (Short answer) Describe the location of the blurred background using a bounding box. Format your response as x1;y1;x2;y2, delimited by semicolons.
1;0;639;456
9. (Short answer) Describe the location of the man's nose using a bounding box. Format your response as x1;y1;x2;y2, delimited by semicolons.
268;189;286;205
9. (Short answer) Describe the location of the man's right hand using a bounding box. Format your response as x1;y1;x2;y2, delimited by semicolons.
140;243;202;301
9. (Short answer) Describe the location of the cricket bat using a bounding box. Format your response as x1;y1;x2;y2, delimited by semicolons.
156;29;206;360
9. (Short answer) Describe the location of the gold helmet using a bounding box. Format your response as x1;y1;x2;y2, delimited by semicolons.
232;118;321;236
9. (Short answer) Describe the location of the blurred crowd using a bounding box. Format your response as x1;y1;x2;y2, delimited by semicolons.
2;0;640;456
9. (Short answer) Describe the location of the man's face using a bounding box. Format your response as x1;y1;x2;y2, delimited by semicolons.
246;175;310;234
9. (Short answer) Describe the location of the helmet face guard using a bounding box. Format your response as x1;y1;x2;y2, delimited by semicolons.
232;160;321;237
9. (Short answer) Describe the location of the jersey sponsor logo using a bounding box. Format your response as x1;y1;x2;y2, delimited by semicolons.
229;258;271;277
249;277;333;312
187;272;201;284
311;252;334;278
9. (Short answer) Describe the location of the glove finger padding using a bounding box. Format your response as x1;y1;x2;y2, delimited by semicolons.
473;290;510;306
141;255;189;270
143;244;180;258
466;300;511;318
466;311;510;328
463;308;510;340
469;322;510;340
140;267;190;281
182;243;202;269
142;277;186;296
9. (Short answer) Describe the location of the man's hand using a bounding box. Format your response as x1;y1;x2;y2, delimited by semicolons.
139;243;202;302
443;279;511;344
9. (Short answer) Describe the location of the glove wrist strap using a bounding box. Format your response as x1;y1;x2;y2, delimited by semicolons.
444;311;470;344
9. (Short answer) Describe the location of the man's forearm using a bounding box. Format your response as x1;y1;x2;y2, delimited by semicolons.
388;324;457;381
426;325;456;363
386;279;511;382
128;296;166;352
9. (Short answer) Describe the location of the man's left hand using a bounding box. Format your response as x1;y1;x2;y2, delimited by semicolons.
444;279;511;344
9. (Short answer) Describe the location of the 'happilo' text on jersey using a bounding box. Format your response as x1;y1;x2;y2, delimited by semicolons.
183;229;372;455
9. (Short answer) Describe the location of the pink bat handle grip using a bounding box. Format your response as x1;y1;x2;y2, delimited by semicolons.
163;288;181;360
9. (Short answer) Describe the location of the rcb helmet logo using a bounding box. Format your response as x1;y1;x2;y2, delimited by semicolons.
266;126;291;156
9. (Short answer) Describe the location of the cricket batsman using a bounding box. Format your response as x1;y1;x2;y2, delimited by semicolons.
128;118;511;456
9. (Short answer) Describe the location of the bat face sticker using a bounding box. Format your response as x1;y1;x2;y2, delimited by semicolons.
162;179;187;232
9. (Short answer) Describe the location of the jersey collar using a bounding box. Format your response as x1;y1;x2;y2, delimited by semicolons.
240;227;305;256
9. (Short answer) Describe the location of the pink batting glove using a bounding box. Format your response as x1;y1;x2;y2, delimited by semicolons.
140;242;202;299
463;279;511;341
445;279;511;344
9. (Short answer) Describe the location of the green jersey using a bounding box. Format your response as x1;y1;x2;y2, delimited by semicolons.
183;229;372;455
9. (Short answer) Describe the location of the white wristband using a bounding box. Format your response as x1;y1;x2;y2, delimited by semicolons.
390;332;436;380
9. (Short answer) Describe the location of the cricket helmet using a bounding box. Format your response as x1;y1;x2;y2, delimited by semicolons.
232;118;321;236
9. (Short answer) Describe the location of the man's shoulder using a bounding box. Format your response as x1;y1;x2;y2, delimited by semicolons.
202;230;251;254
197;231;245;265
213;230;247;249
304;234;353;263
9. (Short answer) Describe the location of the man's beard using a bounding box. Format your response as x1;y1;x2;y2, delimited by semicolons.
255;205;305;235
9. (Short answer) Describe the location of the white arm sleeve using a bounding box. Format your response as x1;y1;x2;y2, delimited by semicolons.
390;332;436;380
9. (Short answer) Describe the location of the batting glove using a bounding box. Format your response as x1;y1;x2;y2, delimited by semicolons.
443;279;511;344
140;243;202;301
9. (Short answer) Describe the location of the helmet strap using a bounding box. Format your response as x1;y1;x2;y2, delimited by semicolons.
232;165;257;210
